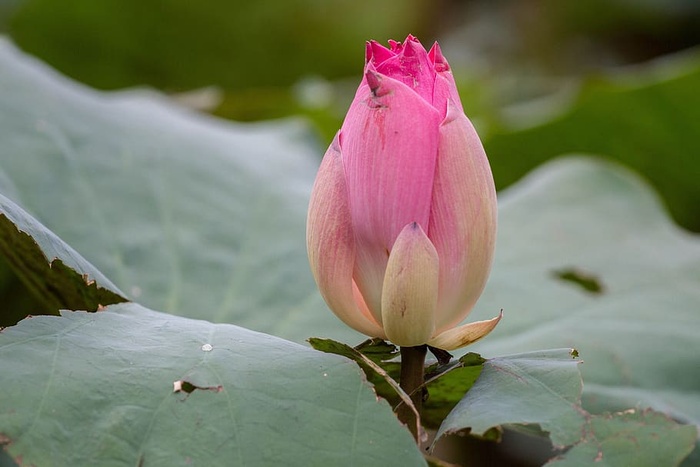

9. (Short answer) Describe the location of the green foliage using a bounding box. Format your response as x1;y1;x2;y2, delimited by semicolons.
546;409;698;467
310;338;486;430
436;349;585;447
482;50;700;231
0;305;424;466
420;352;485;429
8;0;430;90
434;349;696;465
309;338;402;404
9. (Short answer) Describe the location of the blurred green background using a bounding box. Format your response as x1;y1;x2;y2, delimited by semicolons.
1;0;699;230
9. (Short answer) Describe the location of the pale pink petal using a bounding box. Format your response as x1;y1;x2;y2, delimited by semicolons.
381;223;439;347
427;311;502;351
341;71;441;318
306;135;385;338
428;101;498;333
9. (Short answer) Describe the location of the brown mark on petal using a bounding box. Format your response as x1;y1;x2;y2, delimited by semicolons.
367;97;388;109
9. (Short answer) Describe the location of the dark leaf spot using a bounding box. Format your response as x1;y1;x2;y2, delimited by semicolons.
173;380;223;397
552;267;605;294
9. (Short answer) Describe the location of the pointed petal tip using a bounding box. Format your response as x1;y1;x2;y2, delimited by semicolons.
404;34;419;44
367;40;395;67
427;310;503;351
400;35;429;61
364;70;381;94
387;35;421;54
428;42;449;72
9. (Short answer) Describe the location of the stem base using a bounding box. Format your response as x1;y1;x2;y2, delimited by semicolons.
397;345;427;442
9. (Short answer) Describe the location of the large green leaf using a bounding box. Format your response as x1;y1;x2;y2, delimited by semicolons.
0;36;335;338
0;304;425;466
436;349;584;448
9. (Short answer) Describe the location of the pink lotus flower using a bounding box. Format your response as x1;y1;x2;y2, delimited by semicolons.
306;35;500;350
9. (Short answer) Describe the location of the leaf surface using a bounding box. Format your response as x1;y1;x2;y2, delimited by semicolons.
545;409;697;467
0;37;325;337
0;305;425;466
435;349;584;448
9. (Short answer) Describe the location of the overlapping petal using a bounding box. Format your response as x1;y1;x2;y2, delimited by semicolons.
341;69;441;318
365;40;394;69
429;42;462;118
306;135;385;338
428;100;498;333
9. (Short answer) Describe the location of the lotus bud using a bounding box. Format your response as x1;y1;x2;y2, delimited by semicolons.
306;35;500;350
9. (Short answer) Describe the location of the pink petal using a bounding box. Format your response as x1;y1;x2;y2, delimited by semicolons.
366;40;396;67
306;135;386;338
341;71;441;318
428;102;498;333
373;36;436;105
430;43;462;117
381;223;439;346
428;41;449;73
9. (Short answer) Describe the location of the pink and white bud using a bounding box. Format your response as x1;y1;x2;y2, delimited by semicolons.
307;35;500;350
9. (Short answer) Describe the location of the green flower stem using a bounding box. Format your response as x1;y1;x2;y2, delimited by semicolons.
398;345;427;442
